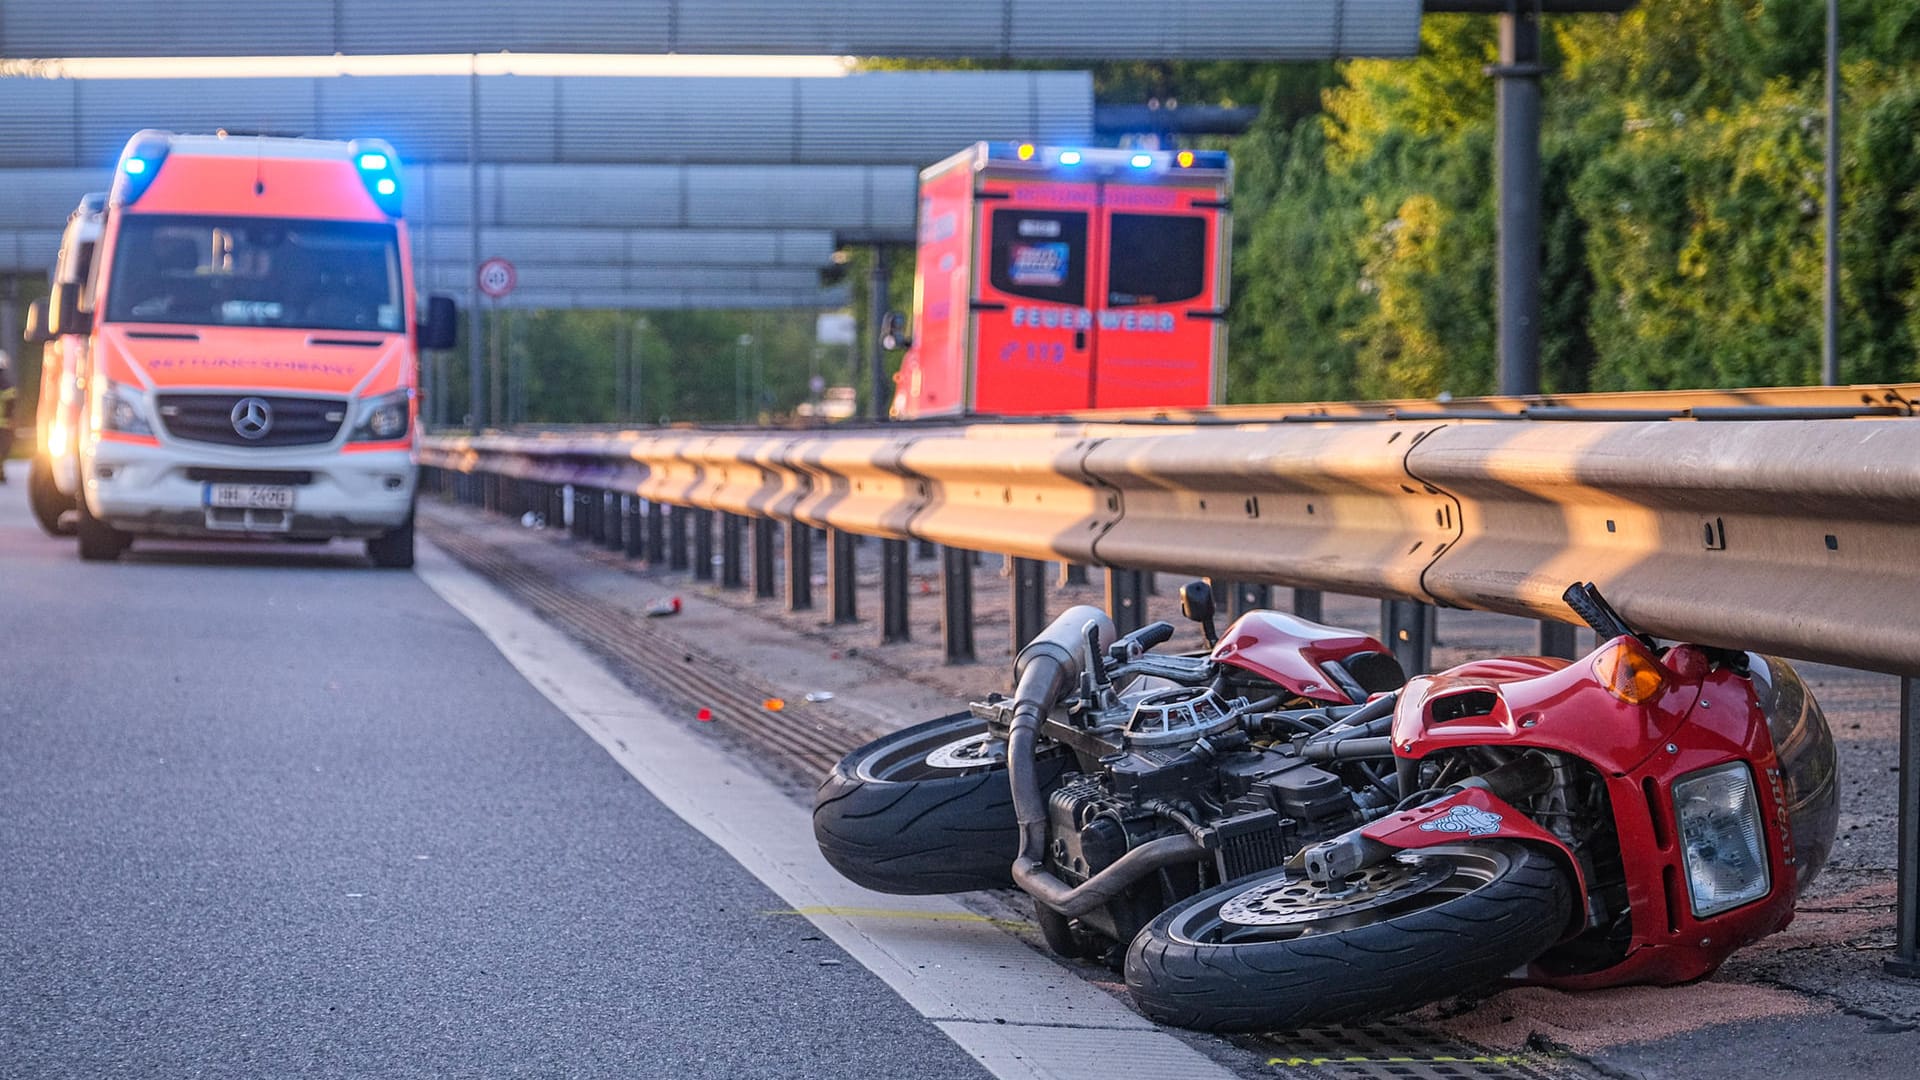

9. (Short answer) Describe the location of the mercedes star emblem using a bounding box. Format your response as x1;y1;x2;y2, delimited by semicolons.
230;397;274;440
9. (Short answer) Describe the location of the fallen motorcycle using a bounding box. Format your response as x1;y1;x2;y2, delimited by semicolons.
813;581;1839;1032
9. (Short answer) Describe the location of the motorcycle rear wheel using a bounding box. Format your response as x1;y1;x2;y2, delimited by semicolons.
813;711;1070;894
1126;842;1570;1032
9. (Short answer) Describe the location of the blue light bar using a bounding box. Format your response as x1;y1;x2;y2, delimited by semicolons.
111;131;171;206
1058;150;1083;166
124;158;148;175
357;152;390;171
1130;153;1153;168
347;139;404;217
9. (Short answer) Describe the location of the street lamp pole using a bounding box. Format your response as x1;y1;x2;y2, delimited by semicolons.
1823;0;1841;386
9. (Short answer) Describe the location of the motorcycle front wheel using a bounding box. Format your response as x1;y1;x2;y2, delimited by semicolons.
813;711;1070;894
1126;842;1571;1032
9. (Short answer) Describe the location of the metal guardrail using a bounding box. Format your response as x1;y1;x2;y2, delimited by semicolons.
422;394;1920;677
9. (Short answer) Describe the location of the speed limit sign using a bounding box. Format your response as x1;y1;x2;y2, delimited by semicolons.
477;257;517;299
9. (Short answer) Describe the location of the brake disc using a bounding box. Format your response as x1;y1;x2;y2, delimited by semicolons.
1218;855;1454;927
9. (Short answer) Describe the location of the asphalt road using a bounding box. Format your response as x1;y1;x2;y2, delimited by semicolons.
0;465;993;1079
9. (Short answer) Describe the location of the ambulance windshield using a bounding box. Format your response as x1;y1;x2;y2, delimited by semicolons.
106;214;403;334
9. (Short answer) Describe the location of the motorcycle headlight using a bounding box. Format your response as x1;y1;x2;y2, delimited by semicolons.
350;389;411;443
1672;762;1771;917
99;381;154;436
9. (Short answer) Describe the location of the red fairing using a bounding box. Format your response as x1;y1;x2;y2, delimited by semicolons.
1389;639;1800;989
1210;611;1395;705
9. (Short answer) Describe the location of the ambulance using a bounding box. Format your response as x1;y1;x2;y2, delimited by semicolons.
50;130;456;565
22;192;105;537
887;142;1232;418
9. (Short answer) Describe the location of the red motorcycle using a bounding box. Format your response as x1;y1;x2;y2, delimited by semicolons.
814;582;1839;1031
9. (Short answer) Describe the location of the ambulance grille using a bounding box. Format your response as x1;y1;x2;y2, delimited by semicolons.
157;394;346;448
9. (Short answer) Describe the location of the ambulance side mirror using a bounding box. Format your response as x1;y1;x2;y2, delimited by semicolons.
879;311;911;352
418;294;458;351
23;299;51;345
49;282;91;338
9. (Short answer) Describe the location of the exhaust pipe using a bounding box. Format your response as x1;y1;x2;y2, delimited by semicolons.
1005;606;1207;918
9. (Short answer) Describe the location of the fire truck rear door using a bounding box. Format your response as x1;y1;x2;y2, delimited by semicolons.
1089;184;1225;409
970;179;1099;413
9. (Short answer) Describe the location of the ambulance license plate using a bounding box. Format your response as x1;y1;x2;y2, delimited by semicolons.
205;484;296;511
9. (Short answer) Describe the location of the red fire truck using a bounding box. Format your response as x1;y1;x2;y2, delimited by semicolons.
888;142;1231;418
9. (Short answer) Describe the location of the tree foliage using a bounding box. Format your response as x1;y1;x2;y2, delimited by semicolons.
1221;1;1920;400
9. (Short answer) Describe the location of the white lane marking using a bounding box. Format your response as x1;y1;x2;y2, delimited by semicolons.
414;542;1240;1080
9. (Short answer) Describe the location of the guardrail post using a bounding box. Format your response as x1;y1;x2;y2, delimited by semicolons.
645;500;667;564
1012;557;1048;654
1382;599;1433;675
1107;568;1147;636
881;539;910;643
603;493;624;551
753;518;779;600
548;484;564;531
916;539;936;561
720;513;745;588
1059;563;1089;587
1293;588;1323;623
623;498;643;559
1226;582;1271;620
1889;677;1920;979
1539;620;1579;660
592;490;610;546
829;528;857;624
786;521;813;611
942;547;976;663
570;487;590;540
684;508;705;577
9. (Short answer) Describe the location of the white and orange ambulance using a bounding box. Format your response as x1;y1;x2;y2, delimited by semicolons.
22;192;105;537
53;130;456;565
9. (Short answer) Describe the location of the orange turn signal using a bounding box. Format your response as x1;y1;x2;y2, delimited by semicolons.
1593;638;1667;704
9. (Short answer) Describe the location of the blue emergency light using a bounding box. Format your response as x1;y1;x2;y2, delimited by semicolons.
112;131;171;205
348;139;404;217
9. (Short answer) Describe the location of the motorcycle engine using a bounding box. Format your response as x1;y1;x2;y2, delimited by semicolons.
1044;683;1361;944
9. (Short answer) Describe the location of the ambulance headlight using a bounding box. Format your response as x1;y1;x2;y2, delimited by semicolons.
1673;762;1771;917
350;389;411;443
98;381;154;437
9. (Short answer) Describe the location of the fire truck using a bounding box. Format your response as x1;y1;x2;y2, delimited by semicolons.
888;142;1231;418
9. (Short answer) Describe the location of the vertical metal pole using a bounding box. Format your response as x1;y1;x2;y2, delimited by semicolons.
1888;677;1920;978
942;546;975;664
1539;620;1579;660
646;500;667;565
1293;587;1322;623
1229;583;1272;620
720;513;744;589
623;497;643;559
786;520;813;611
570;487;589;541
829;527;858;624
1382;599;1434;675
1059;563;1089;588
1106;568;1147;636
467;59;485;433
489;308;504;428
684;509;706;577
868;246;891;421
603;492;623;551
753;517;778;600
1011;557;1048;655
915;539;936;561
1493;6;1543;398
881;538;910;643
1823;0;1842;386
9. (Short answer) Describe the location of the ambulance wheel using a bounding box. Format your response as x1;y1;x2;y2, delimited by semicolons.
75;493;130;562
367;515;415;569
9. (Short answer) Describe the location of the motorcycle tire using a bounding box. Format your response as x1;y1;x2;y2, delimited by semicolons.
813;711;1070;895
1126;842;1571;1033
28;456;76;537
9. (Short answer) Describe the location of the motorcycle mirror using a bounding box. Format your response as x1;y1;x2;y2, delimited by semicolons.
1180;580;1219;648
